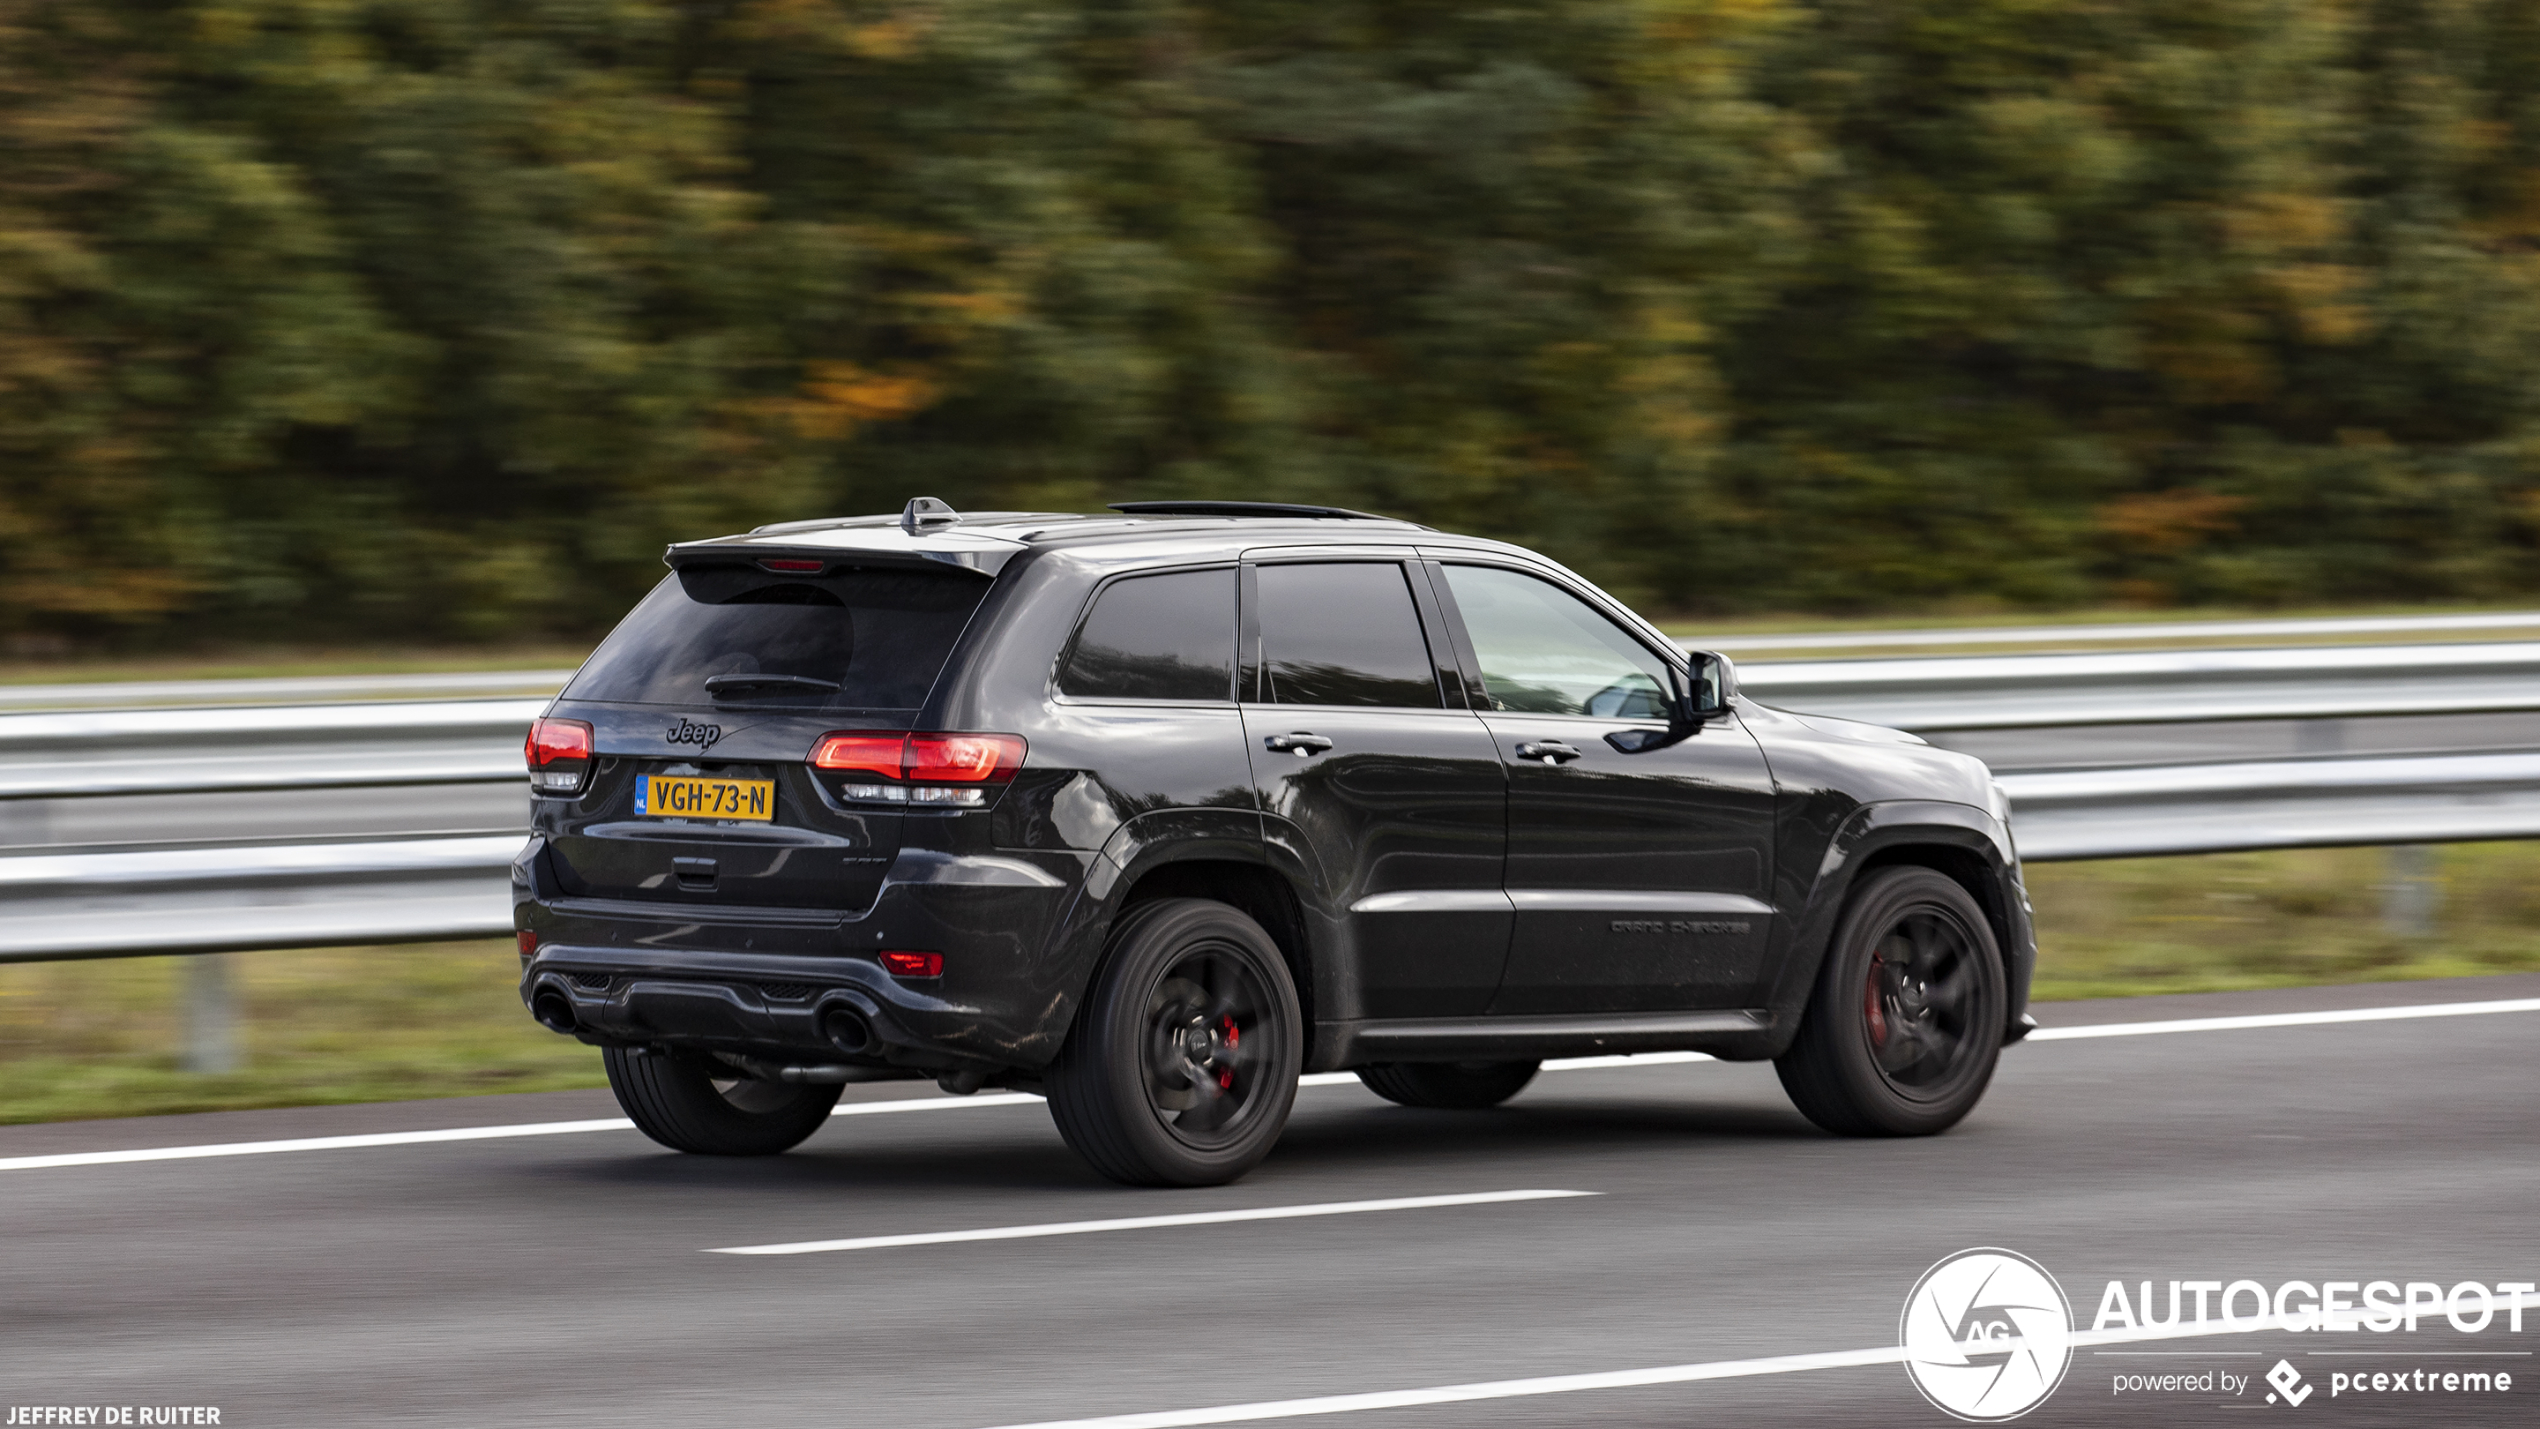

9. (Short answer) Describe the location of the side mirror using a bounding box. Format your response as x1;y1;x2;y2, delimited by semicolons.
1684;651;1734;720
1604;653;1735;754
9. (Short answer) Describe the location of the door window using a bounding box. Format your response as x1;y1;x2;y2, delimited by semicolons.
1440;565;1675;718
1255;563;1442;708
1058;569;1236;701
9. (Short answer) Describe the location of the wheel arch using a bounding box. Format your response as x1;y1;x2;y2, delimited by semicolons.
1759;800;2033;1055
1112;858;1315;1039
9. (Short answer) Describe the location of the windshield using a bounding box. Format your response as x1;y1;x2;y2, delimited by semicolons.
565;565;990;710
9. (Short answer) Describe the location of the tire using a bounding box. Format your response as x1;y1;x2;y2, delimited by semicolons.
1045;898;1303;1186
603;1046;844;1156
1357;1060;1540;1109
1775;867;2006;1137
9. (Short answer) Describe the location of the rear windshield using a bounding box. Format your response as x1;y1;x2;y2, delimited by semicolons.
565;565;990;711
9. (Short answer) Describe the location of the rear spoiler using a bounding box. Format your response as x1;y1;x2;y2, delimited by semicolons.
665;525;1026;579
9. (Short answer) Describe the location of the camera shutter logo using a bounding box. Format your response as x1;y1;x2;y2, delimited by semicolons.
1900;1248;2075;1421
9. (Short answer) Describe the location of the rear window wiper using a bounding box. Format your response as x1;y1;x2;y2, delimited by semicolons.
703;673;842;698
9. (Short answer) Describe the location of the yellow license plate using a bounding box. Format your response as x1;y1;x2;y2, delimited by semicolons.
637;774;775;821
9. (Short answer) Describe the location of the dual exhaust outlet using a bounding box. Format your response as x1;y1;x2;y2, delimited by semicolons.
528;977;875;1057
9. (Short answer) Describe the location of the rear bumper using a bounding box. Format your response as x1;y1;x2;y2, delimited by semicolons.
520;944;950;1069
511;837;1092;1074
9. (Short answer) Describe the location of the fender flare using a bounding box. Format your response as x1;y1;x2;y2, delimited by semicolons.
1022;808;1277;1063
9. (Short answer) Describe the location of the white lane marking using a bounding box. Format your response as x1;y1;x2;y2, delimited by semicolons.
968;1311;2339;1429
1302;1052;1710;1085
0;1118;639;1172
2;995;2529;1173
1543;1050;1713;1071
2025;996;2540;1041
0;1094;1039;1173
706;1189;1597;1257
834;1092;1044;1115
978;1345;1909;1429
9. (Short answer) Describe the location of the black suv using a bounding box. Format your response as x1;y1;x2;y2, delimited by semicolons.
516;499;2034;1185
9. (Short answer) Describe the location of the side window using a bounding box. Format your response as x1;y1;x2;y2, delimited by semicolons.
1255;562;1442;709
1057;569;1236;701
1440;565;1676;719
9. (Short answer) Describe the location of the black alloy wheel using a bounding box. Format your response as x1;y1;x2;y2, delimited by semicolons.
1047;898;1302;1186
1775;866;2005;1136
603;1045;844;1155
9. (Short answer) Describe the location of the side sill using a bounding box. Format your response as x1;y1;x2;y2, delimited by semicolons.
1315;1009;1776;1068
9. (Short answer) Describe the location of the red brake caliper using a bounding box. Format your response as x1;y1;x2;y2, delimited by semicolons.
1864;956;1889;1048
1217;1016;1239;1089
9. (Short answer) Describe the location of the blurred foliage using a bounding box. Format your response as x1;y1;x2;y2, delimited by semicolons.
9;0;2540;643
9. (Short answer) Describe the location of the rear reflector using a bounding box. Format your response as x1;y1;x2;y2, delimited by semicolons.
809;732;1025;805
517;930;539;956
525;717;595;795
879;950;943;978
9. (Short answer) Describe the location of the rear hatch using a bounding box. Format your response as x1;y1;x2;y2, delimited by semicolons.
541;555;996;910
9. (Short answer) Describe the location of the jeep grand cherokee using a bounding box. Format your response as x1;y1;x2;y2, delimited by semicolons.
515;499;2035;1186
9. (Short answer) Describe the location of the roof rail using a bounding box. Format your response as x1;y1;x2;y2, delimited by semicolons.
1107;500;1412;522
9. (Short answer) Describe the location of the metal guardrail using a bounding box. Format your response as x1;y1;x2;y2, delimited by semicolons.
5;632;2540;963
0;669;575;711
2002;751;2540;861
0;836;522;961
1703;609;2540;654
0;700;545;799
1734;642;2540;729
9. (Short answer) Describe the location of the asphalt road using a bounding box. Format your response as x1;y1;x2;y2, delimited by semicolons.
5;974;2536;1429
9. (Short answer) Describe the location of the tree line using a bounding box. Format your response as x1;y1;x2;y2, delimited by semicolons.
6;0;2540;644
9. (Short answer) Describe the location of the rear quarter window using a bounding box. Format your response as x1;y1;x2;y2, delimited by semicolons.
1057;568;1236;701
566;565;990;710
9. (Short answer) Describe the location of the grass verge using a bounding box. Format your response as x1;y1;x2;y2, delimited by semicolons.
2023;842;2540;1000
2;843;2534;1124
0;941;604;1126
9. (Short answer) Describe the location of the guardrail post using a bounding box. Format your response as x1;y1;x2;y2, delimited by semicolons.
183;954;239;1074
2381;845;2442;938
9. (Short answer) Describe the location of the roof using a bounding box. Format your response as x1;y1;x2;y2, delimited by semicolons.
670;498;1507;578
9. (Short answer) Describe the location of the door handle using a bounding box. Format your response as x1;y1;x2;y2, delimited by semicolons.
1516;740;1584;765
1264;732;1334;757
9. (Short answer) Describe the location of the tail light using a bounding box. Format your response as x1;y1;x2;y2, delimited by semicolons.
879;950;943;978
526;717;594;795
809;731;1025;807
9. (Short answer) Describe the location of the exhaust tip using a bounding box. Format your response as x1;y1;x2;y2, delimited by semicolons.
530;984;578;1034
820;1005;874;1056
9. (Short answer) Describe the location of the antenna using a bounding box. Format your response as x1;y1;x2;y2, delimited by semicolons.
900;496;960;536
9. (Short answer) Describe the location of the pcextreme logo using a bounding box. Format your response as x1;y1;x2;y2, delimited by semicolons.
1901;1249;2075;1421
